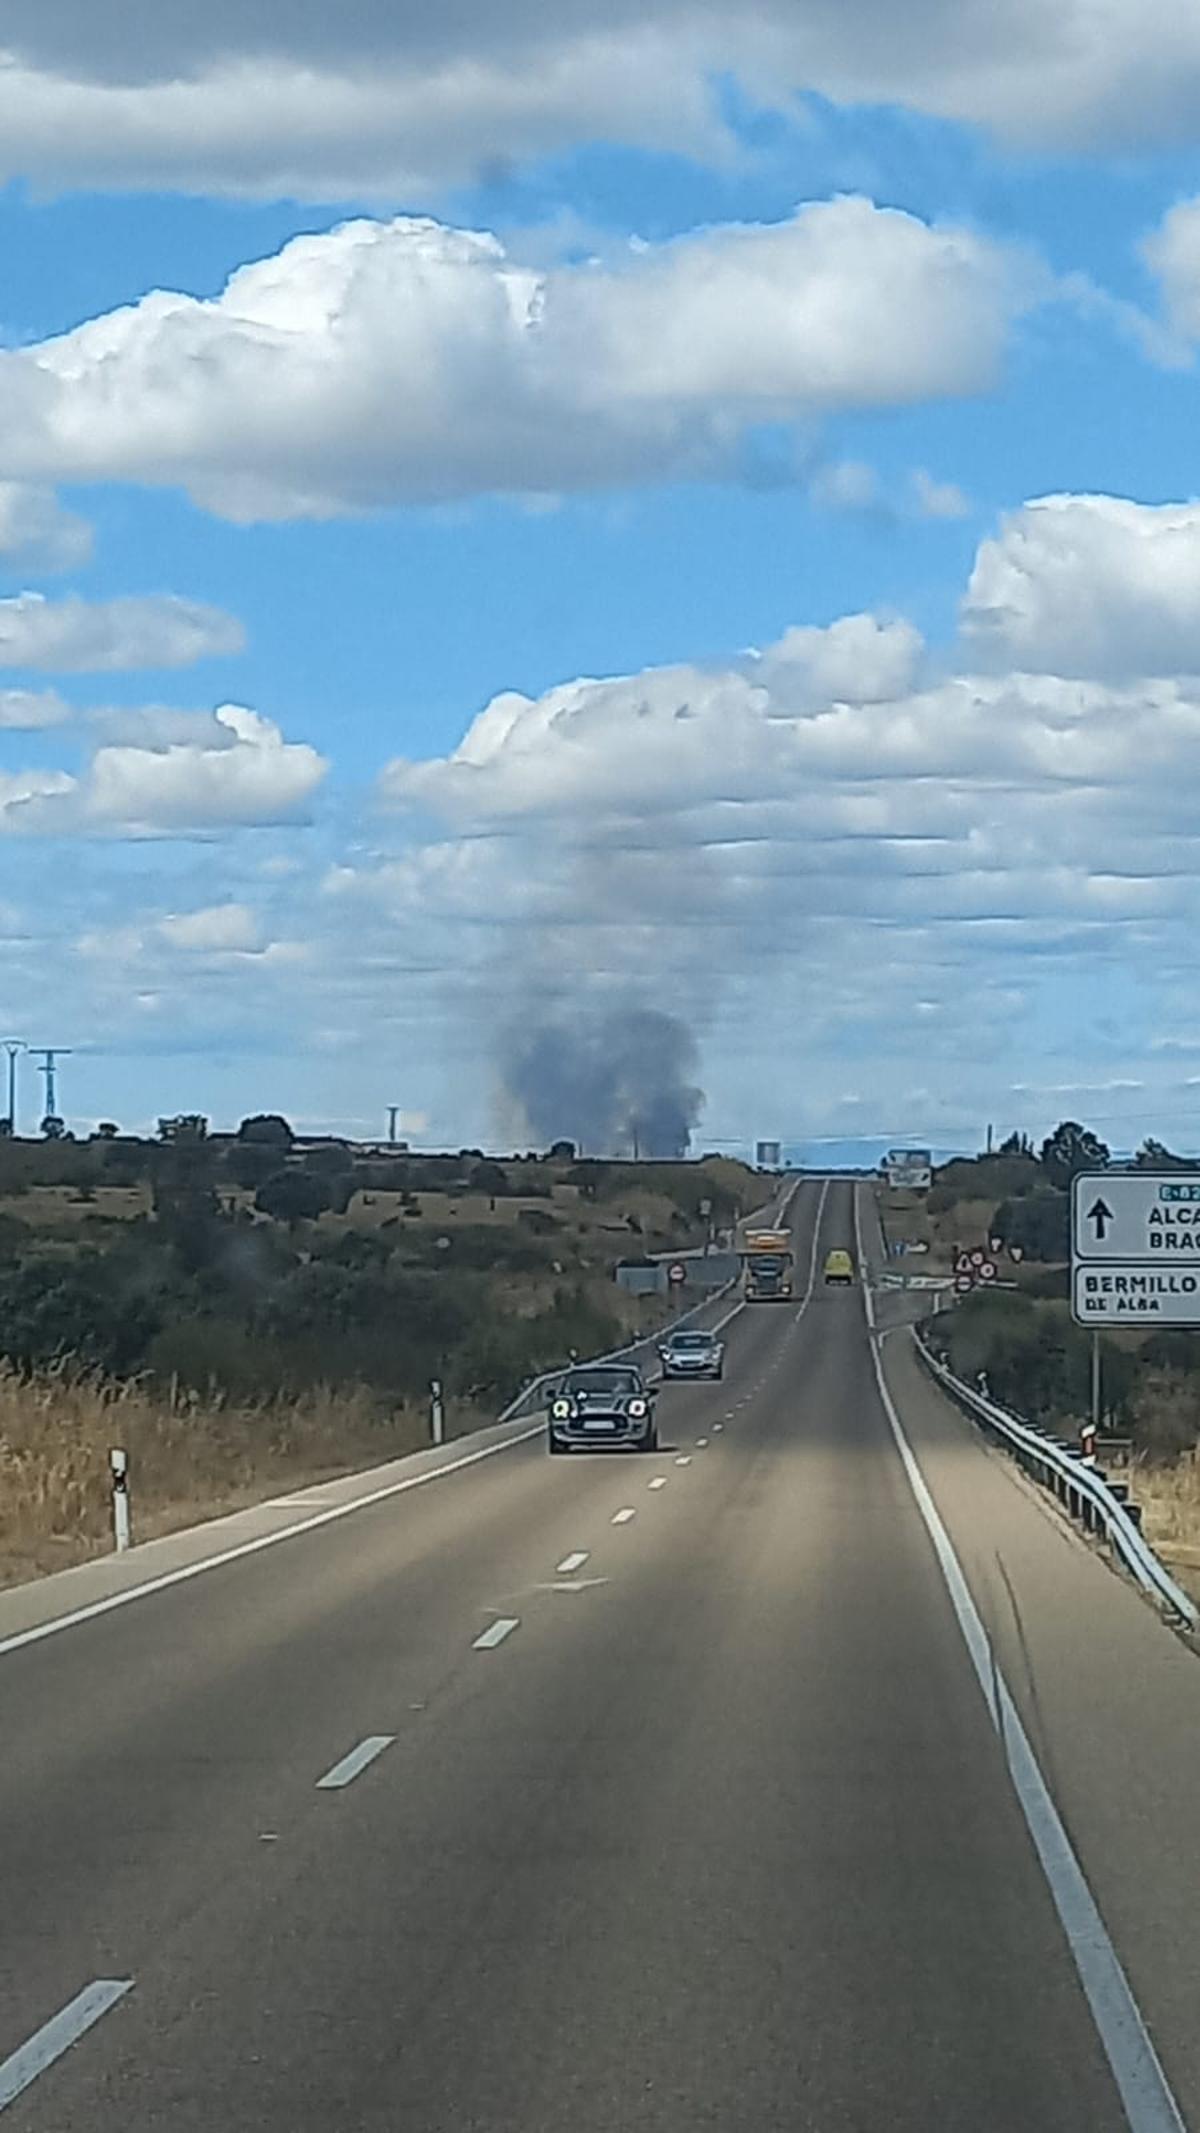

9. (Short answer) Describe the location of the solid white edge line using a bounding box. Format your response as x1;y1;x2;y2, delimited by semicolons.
315;1735;396;1791
0;1178;827;1670
555;1552;590;1575
854;1186;1186;2133
473;1616;520;1650
0;1423;544;1664
0;1979;133;2112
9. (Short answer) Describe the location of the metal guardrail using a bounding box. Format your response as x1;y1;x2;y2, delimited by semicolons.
912;1328;1199;1631
497;1180;799;1426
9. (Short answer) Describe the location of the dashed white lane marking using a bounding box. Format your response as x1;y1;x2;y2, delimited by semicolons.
611;1508;637;1526
556;1551;590;1575
0;1422;544;1665
675;1456;692;1467
713;1423;724;1433
316;1735;395;1790
473;1617;520;1650
854;1186;1187;2133
696;1437;709;1447
648;1477;667;1490
0;1980;133;2112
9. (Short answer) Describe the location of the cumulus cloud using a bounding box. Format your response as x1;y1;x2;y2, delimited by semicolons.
0;484;92;570
4;1;1200;199
1;704;327;835
0;205;1033;519
0;592;244;672
0;686;70;728
963;495;1200;677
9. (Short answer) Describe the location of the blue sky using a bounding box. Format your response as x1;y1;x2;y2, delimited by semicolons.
4;6;1200;1156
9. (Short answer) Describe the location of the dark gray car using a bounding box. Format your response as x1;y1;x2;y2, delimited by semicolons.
547;1365;658;1453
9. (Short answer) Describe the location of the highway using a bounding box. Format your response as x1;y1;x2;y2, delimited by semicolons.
2;1177;1199;2128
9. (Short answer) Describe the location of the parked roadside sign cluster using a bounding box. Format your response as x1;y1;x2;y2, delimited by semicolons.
954;1249;998;1296
1072;1172;1200;1324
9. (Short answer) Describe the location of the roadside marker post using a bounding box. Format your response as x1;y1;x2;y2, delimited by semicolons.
430;1379;445;1448
109;1447;130;1554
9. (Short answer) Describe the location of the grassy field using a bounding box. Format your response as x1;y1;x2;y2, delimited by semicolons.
0;1363;450;1591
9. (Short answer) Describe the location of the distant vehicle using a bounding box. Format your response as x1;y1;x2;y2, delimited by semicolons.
823;1248;855;1286
743;1227;794;1301
548;1364;658;1453
658;1327;725;1380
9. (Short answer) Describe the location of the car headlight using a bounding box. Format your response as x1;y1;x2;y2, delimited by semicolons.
551;1398;572;1419
628;1398;648;1418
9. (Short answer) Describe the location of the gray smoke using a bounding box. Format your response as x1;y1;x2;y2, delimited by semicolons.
503;1001;705;1157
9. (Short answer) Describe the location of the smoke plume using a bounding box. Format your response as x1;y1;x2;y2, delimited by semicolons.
503;1001;705;1157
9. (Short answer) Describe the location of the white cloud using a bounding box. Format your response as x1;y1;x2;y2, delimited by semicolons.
963;495;1200;676
1143;198;1200;343
0;484;92;570
0;686;70;728
1;704;328;835
157;903;266;953
0;205;1034;519
810;460;881;512
912;467;971;519
4;2;1200;199
0;592;244;672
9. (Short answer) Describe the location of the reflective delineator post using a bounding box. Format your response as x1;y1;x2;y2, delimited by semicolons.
109;1447;130;1554
430;1379;445;1448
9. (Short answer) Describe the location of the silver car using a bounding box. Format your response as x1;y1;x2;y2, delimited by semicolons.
658;1328;725;1381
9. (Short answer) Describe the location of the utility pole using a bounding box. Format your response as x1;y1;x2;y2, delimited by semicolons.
29;1047;72;1136
1;1040;24;1135
387;1105;401;1147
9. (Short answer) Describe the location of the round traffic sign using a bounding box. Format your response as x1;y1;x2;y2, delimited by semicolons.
955;1274;974;1293
668;1262;687;1285
970;1250;985;1268
979;1260;997;1282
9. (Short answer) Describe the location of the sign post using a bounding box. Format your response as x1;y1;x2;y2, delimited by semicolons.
1072;1173;1200;1326
109;1447;130;1554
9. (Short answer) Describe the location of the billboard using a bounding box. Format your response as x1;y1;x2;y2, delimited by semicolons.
755;1140;783;1170
883;1147;933;1192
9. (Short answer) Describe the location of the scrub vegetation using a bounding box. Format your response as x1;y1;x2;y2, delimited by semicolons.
0;1120;757;1586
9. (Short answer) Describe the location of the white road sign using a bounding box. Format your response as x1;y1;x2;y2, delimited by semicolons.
1072;1170;1200;1324
1073;1265;1200;1323
1071;1173;1200;1262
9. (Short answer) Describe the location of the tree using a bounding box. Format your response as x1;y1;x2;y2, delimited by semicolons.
1039;1120;1110;1189
158;1114;209;1142
470;1158;509;1198
95;1121;120;1140
993;1190;1070;1262
997;1131;1033;1158
1134;1138;1191;1170
228;1142;277;1192
237;1113;294;1149
549;1139;577;1162
254;1169;331;1226
304;1142;354;1175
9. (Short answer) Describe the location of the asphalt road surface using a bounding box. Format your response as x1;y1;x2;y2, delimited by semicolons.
0;1179;1193;2129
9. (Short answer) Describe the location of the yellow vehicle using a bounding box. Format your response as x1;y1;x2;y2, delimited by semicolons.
823;1248;855;1286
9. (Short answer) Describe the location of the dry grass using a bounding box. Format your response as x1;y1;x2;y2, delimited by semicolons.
0;1362;445;1591
0;1184;151;1226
